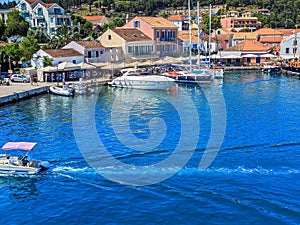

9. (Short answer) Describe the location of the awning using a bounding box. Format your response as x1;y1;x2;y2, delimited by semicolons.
242;54;258;58
39;66;57;72
260;53;276;58
2;142;37;151
57;62;81;71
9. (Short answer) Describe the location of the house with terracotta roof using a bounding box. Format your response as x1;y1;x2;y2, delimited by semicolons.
256;9;270;16
16;0;72;34
167;15;189;31
221;17;261;32
255;28;284;53
97;28;154;61
123;16;179;56
224;40;271;64
62;40;106;63
82;15;109;27
32;48;84;67
215;34;233;50
232;32;258;46
32;48;84;81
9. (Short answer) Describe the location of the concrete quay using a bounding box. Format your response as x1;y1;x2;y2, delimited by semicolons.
0;83;50;106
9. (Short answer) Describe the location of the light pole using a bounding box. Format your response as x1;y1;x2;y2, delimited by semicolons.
293;24;298;60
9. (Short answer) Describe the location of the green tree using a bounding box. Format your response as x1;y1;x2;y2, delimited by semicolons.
0;18;5;40
5;10;29;37
19;35;40;61
27;29;49;43
43;56;53;67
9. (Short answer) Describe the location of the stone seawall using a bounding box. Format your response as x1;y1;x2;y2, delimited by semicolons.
0;86;49;106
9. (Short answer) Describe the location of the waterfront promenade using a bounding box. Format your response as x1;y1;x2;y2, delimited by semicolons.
0;82;50;105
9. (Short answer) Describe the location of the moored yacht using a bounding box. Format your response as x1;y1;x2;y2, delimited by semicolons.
111;70;176;90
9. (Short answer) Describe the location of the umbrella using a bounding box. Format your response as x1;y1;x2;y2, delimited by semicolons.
40;66;57;72
77;62;97;70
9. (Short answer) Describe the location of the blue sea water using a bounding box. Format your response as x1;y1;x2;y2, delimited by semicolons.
0;71;300;225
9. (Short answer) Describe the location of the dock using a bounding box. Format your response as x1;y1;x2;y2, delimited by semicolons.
0;78;110;106
0;83;50;106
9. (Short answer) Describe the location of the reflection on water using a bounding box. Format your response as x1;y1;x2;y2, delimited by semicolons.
0;176;40;201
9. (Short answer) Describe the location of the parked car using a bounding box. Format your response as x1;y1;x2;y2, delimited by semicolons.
10;74;30;83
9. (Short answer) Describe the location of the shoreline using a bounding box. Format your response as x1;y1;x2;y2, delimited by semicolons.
0;83;50;106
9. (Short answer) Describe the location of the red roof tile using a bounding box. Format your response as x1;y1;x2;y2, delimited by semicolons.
167;15;183;21
259;36;283;43
44;49;83;58
113;28;152;42
74;40;104;49
82;15;104;21
226;40;269;52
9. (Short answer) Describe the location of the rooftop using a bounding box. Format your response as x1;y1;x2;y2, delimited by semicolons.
82;15;105;21
113;28;152;42
43;49;83;58
140;17;178;28
73;40;104;49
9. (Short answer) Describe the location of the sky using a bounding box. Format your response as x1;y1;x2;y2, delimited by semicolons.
0;0;19;3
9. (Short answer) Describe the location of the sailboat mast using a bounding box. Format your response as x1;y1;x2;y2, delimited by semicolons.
208;4;212;68
197;0;200;67
188;0;192;71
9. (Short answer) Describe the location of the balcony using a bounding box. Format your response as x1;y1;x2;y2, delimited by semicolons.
159;37;176;42
32;14;44;19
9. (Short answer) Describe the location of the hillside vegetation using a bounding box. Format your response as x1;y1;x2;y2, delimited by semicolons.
1;0;300;28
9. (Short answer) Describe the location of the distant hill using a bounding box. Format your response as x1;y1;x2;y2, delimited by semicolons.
1;0;299;29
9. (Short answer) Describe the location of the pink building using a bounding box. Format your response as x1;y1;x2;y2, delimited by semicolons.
123;16;179;56
221;17;261;32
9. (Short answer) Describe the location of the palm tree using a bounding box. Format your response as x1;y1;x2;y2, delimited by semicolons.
48;24;80;49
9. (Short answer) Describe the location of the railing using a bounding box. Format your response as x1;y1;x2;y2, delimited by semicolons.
159;37;176;42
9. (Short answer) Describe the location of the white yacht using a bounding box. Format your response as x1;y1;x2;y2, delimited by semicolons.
111;70;175;90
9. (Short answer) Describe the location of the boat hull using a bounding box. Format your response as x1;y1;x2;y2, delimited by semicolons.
50;86;74;96
111;76;175;90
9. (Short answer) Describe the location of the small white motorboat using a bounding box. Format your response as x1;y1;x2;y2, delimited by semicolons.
49;85;75;96
0;142;50;175
69;83;96;95
111;71;175;90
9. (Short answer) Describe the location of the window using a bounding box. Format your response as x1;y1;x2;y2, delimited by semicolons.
108;35;111;40
134;21;140;28
88;51;91;58
72;60;76;64
285;48;289;54
100;50;104;54
156;31;160;38
128;46;133;54
50;17;54;23
96;51;99;57
38;8;43;16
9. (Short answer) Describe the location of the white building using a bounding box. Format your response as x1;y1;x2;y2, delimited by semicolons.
16;0;72;34
31;49;84;68
62;41;107;63
0;9;13;24
280;32;300;60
